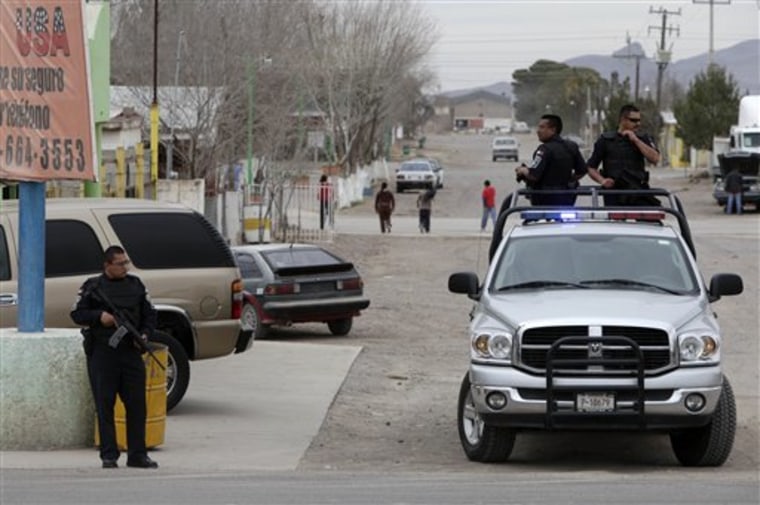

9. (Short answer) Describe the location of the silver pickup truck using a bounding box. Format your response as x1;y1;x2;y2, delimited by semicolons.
449;188;743;466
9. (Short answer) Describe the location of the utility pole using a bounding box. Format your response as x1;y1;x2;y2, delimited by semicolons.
692;0;731;66
150;0;159;198
613;32;645;101
648;6;680;112
166;30;184;179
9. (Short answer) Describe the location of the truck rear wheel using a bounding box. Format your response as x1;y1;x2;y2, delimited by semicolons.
670;375;736;467
457;373;515;462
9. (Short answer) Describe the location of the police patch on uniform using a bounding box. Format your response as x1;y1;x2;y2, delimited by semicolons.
530;151;544;169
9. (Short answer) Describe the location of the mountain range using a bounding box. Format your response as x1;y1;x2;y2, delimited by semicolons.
441;39;759;100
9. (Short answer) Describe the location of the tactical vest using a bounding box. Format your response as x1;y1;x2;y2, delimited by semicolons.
535;137;575;190
598;131;647;182
88;275;144;342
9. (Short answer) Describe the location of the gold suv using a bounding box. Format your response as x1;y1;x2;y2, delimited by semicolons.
0;198;246;410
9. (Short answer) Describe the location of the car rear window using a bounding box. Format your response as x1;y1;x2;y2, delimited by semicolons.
109;212;235;269
262;248;341;269
235;252;263;278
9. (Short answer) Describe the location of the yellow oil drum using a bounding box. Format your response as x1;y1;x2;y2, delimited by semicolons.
95;343;168;450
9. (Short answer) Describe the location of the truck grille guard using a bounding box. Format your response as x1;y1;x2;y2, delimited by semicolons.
545;336;647;429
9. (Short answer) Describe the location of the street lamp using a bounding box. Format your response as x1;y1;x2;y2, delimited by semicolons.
246;55;272;186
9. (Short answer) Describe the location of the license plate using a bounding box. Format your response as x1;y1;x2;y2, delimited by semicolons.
576;392;615;412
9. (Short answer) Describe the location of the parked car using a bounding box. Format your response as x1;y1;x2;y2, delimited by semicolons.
232;243;370;338
491;136;519;162
428;158;445;188
511;121;531;133
0;198;246;411
395;159;440;193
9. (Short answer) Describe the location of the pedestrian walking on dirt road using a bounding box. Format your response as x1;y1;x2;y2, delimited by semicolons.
481;180;496;231
375;182;395;233
417;187;435;233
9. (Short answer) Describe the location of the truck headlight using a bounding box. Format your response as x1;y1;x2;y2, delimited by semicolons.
678;334;719;362
472;332;513;360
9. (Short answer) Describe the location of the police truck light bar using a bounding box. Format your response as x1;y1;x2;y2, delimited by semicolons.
520;210;666;222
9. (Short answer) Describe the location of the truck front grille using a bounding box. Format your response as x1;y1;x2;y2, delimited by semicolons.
519;325;671;374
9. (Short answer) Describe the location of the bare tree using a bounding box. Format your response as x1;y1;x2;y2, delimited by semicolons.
300;0;438;173
110;0;437;182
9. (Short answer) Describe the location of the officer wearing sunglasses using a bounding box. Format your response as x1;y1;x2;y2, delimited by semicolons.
586;104;661;206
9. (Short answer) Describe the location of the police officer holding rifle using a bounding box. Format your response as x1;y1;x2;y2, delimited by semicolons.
71;245;159;469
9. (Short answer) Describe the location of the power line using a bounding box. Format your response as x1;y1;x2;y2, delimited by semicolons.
614;32;646;100
649;6;681;110
692;0;732;65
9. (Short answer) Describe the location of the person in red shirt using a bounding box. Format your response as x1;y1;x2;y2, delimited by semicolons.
481;180;496;231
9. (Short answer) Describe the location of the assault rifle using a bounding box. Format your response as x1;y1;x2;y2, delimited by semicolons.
89;285;165;371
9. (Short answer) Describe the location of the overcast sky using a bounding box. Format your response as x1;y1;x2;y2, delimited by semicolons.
421;0;759;91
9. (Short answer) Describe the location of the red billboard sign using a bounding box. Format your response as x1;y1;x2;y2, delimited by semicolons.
0;0;95;181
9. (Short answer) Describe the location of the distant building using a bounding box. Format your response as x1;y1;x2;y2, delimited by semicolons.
450;90;513;132
429;90;514;132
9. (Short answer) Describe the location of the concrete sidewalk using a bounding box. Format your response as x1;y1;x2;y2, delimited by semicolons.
0;341;361;471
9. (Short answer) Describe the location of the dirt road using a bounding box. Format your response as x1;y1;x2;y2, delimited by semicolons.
271;133;759;473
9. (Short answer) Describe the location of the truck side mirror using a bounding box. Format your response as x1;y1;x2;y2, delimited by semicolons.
708;273;743;302
449;272;480;300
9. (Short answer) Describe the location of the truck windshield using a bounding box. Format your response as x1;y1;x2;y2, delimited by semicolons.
490;234;699;294
742;132;760;149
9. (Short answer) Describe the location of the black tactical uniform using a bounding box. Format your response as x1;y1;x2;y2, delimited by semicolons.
524;135;587;206
71;273;156;465
587;131;660;206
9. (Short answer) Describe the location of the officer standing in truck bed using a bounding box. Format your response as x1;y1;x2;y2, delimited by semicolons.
586;104;661;206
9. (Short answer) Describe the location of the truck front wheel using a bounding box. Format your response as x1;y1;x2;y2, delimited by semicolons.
457;373;515;462
670;375;736;467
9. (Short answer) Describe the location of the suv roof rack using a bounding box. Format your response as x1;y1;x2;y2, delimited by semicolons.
488;187;695;262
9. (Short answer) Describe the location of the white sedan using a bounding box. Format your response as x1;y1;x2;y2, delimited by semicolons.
395;159;440;193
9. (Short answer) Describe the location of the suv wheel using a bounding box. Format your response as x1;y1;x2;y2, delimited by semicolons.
670;375;736;467
458;373;515;462
151;330;190;412
327;318;352;336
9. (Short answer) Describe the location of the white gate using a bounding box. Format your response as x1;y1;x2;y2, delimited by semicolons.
242;181;335;244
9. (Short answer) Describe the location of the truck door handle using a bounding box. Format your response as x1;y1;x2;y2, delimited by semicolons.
0;293;18;306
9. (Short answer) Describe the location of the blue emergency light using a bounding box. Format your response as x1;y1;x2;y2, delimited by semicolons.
520;210;665;222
